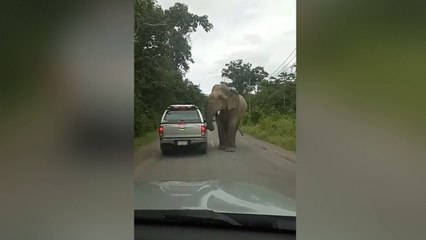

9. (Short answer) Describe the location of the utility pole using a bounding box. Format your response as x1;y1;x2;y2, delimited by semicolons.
283;86;286;110
248;77;251;112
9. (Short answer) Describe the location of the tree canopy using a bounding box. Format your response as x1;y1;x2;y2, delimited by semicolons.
134;0;212;137
252;64;296;116
220;59;296;116
221;59;268;94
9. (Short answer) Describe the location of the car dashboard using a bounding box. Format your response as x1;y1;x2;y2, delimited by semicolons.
135;210;296;240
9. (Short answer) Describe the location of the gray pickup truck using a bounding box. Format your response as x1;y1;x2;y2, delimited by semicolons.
159;104;208;155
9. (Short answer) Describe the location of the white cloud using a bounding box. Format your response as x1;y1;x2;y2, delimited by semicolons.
157;0;296;93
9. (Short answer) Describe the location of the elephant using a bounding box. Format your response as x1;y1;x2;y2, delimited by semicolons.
205;84;248;152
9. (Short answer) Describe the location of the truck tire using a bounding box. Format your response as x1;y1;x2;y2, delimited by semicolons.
161;144;171;155
199;142;207;154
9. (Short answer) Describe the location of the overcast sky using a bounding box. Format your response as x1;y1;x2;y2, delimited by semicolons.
157;0;296;94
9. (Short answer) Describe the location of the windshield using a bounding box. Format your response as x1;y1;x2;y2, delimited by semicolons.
163;110;201;123
134;0;296;226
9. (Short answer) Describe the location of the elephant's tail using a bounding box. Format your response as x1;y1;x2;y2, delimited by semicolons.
238;128;244;136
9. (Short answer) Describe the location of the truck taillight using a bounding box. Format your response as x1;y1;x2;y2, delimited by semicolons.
159;126;164;137
201;124;207;136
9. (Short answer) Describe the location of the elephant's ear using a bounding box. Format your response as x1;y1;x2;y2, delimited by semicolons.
226;93;239;110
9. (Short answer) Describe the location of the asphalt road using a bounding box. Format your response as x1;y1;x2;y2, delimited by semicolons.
134;124;296;199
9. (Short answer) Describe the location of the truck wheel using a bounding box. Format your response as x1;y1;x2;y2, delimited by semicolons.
161;144;170;155
199;142;207;154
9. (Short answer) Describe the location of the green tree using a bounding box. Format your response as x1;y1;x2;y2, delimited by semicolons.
251;64;296;115
241;64;296;151
221;59;268;94
134;0;212;137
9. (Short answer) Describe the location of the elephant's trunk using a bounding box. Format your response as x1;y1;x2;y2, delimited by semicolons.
205;99;221;131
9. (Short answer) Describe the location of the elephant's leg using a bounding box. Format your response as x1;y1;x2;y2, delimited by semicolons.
216;118;226;150
232;128;238;148
231;121;241;148
225;120;238;152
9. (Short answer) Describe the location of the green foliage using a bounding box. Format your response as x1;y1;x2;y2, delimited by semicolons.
241;114;296;151
241;112;250;125
239;65;296;151
221;59;268;94
134;131;159;148
251;64;296;115
134;0;212;137
248;107;264;124
241;66;296;123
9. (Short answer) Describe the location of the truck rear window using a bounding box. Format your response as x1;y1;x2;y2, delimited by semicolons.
163;110;201;123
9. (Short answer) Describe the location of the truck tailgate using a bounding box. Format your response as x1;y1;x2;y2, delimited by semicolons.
162;123;203;138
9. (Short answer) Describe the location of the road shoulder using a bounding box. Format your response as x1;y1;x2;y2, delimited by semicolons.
134;139;159;181
240;133;296;163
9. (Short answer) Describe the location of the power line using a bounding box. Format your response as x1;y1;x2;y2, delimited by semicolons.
273;53;296;78
274;54;296;77
269;50;294;77
269;49;295;77
269;48;295;77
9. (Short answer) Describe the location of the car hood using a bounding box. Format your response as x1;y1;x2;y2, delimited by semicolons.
135;180;296;216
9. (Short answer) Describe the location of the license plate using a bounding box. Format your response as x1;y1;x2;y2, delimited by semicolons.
177;141;188;146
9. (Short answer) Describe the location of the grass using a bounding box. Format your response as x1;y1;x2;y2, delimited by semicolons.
241;115;296;151
134;131;158;148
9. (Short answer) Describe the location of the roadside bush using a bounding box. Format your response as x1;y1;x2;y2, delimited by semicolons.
248;107;264;124
241;114;296;151
241;112;250;126
267;111;283;121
